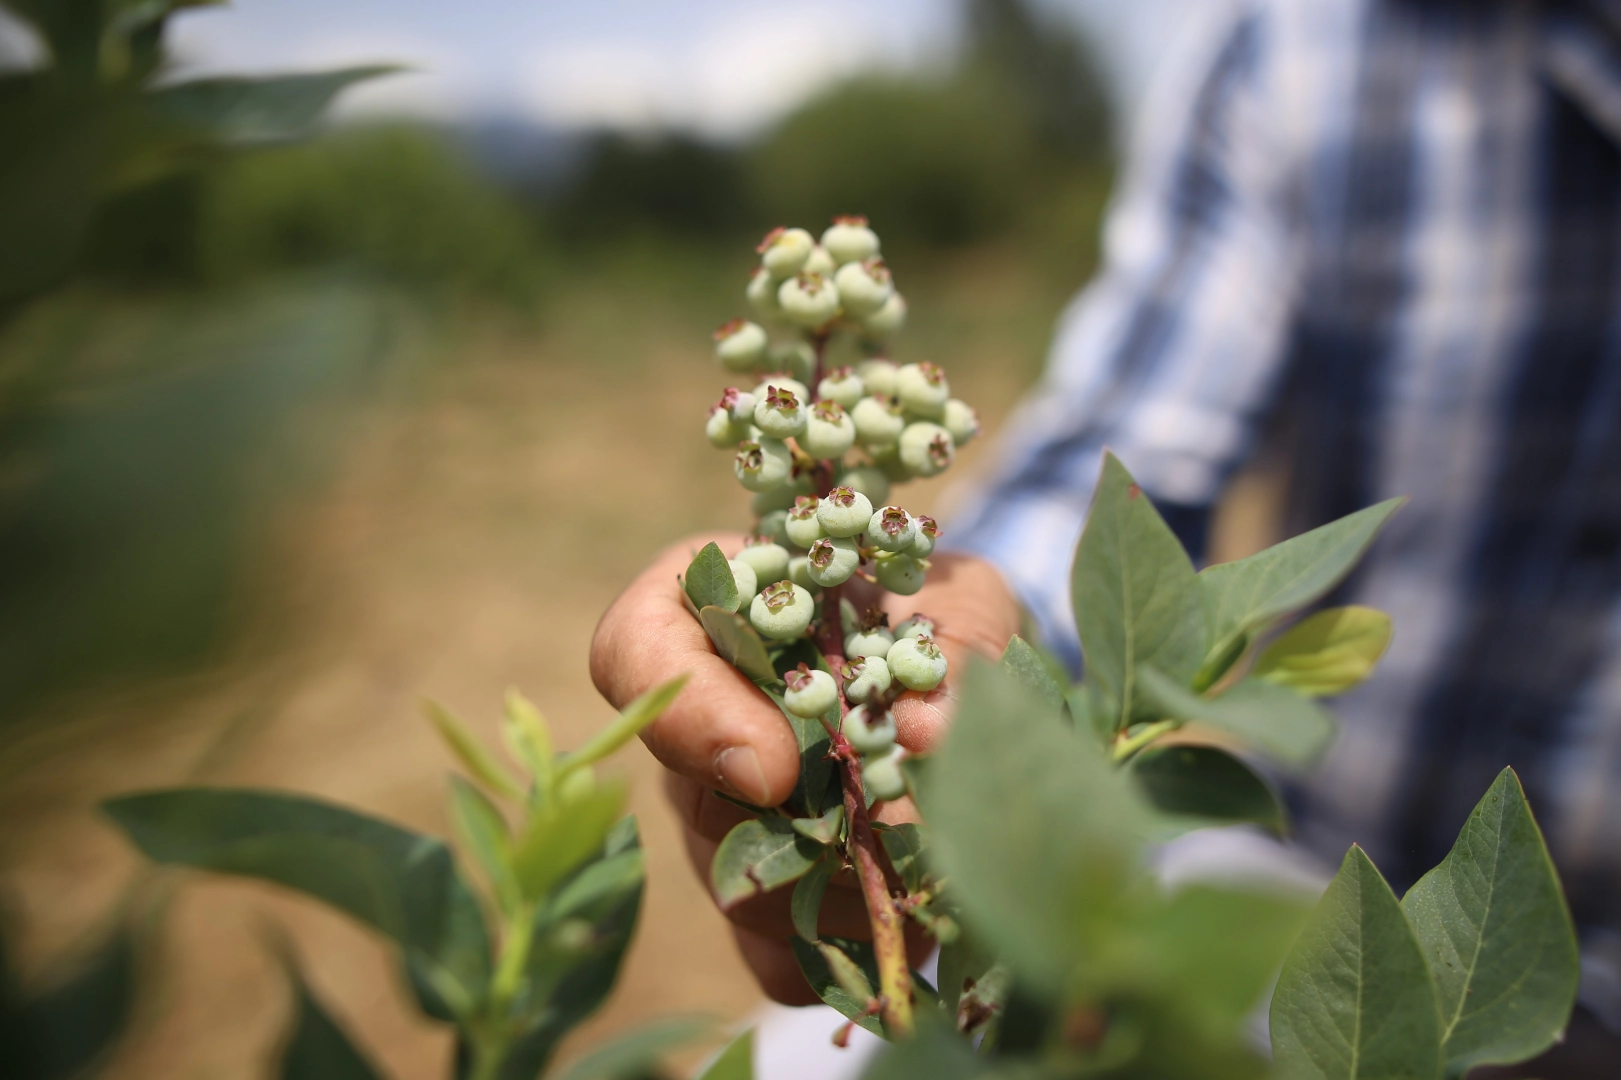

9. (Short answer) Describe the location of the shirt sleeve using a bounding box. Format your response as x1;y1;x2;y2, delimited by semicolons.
946;0;1308;670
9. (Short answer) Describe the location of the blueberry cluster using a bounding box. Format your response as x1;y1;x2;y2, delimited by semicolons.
701;217;979;801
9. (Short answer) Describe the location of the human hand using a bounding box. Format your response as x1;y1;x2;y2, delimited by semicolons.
590;533;1020;1002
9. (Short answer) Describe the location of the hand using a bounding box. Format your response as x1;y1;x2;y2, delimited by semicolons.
590;533;1022;1003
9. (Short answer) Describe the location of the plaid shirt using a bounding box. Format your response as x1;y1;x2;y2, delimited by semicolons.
950;0;1621;1015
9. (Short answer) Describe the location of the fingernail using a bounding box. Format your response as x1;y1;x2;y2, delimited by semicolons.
714;745;771;805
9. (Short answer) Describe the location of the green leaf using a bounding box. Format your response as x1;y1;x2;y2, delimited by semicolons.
859;1015;988;1080
1271;846;1441;1080
1138;668;1337;769
497;822;648;1080
791;857;834;942
916;660;1147;993
1129;744;1286;837
998;635;1068;714
512;780;628;902
561;675;690;774
424;702;524;801
501;689;554;793
710;817;822;908
148;68;401;145
685;542;741;613
700;607;778;686
1400;769;1579;1075
1199;498;1405;660
790;804;844;845
1071;452;1209;727
277;964;384;1080
694;1029;753;1080
1253;607;1393;698
874;823;926;893
446;776;516;912
553;1015;712;1080
103;788;490;1019
790;936;884;1036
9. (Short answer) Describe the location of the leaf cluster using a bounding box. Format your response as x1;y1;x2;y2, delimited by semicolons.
102;679;701;1080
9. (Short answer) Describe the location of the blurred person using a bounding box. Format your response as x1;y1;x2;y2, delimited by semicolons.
591;0;1621;1074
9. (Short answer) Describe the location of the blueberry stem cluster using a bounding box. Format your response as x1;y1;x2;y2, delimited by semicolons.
698;217;983;1037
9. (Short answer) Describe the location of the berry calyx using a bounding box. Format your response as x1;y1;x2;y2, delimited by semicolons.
867;505;918;553
734;438;793;492
753;384;808;439
800;400;856;460
908;515;940;558
816;486;874;538
783;664;838;718
841;655;893;705
844;704;898;755
750;580;814;640
887;634;947;692
818;366;865;408
785;496;825;548
898;422;955;477
806;536;860;588
777;271;841;328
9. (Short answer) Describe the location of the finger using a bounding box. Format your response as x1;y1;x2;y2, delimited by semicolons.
592;533;801;807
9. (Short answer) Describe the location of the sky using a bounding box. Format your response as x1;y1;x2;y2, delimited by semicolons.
157;0;1196;139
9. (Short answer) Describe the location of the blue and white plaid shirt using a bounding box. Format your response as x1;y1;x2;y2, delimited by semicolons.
951;0;1621;1014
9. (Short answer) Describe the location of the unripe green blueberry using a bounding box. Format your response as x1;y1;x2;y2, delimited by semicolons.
894;613;935;641
861;745;907;800
749;579;814;640
783;664;838;718
895;361;950;419
874;553;926;595
758;226;814;277
757;508;791;547
736;537;790;583
841;655;893;705
707;400;751;448
833;258;893;318
851;395;907;449
821;214;880;265
855;358;899;397
941;398;980;446
726;559;759;604
751;474;812;515
845;626;894;660
768;340;816;383
806;536;860;588
777;272;840;328
747;268;783;319
787;555;820;593
754;374;809;405
860;292;907;339
887;634;948;691
839;464;890;506
800;401;856;459
816;485;873;538
866;505;917;553
804;244;836;276
818;366;865;408
898;422;955;478
844;704;897;754
753;384;808;439
713;318;767;372
907;516;939;558
784;496;825;548
734;438;793;492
